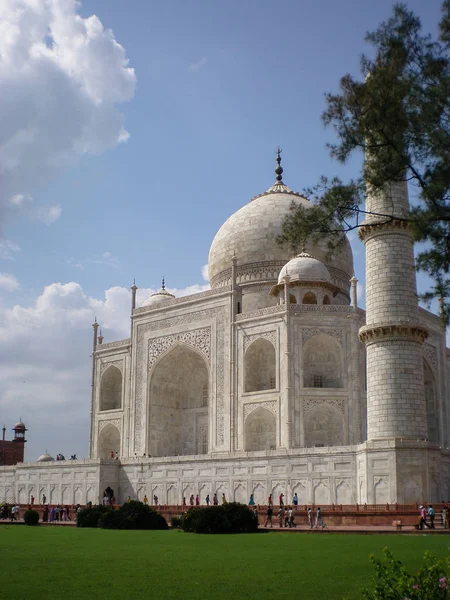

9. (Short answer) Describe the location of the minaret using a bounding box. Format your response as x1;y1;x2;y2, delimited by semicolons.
358;178;428;440
89;318;99;458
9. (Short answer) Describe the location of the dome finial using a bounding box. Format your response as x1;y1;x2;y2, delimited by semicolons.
275;147;283;182
161;277;165;290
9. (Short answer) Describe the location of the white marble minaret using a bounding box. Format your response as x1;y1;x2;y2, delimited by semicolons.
358;178;428;440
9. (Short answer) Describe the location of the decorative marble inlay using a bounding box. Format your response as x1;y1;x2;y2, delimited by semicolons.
148;327;211;368
424;343;438;373
302;397;345;415
100;359;123;376
302;328;344;344
243;330;277;351
98;419;121;433
244;400;278;420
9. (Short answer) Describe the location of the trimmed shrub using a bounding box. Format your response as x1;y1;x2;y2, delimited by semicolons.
170;516;182;529
181;503;258;534
76;505;112;528
99;501;168;530
23;509;40;526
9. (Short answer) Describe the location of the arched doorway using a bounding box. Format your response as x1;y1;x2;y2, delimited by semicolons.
100;366;122;411
97;424;120;459
304;404;344;447
148;345;209;457
244;338;276;392
244;407;276;451
303;334;343;388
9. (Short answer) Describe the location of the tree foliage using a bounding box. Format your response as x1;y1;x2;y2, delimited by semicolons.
278;2;450;323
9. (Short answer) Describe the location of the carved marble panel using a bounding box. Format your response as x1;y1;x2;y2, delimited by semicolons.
243;330;277;352
244;400;278;420
148;327;211;369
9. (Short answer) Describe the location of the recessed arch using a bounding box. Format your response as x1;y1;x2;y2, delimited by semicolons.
244;338;276;392
289;294;297;304
304;404;344;447
302;292;317;304
148;344;209;457
98;423;120;460
424;359;438;443
323;295;330;305
303;334;343;388
100;366;122;411
244;407;276;451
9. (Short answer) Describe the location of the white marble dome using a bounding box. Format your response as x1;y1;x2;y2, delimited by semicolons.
278;252;332;285
142;281;175;307
37;452;54;462
208;178;353;294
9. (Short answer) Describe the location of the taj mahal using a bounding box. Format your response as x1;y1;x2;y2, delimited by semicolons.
1;152;450;507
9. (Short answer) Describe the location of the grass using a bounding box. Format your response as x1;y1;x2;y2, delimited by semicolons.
0;527;449;600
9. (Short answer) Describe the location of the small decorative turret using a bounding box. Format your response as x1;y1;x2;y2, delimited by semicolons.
131;279;138;311
98;329;104;345
13;420;27;443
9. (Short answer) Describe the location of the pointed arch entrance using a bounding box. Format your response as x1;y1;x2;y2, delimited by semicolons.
97;424;120;459
148;345;209;457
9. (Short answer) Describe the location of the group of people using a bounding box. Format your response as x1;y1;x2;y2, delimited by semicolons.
418;504;448;529
182;493;225;506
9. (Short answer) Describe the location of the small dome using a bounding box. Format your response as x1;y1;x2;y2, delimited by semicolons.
141;278;175;307
37;452;54;462
14;421;26;430
278;252;332;285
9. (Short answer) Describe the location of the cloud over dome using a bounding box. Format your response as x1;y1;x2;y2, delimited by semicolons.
0;0;136;225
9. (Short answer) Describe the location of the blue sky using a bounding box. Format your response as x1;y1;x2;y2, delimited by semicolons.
0;0;445;460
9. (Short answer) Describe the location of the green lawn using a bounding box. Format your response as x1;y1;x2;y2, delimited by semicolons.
0;528;449;600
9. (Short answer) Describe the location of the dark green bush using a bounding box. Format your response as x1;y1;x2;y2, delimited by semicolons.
100;501;168;530
171;516;182;529
76;505;112;528
23;509;39;526
181;503;258;534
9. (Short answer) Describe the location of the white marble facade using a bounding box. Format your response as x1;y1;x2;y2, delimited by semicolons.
1;163;450;506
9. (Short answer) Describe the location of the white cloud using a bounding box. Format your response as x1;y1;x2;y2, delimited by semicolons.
201;264;209;282
0;275;209;460
68;251;120;270
0;0;136;228
0;239;20;260
188;57;207;72
0;273;19;291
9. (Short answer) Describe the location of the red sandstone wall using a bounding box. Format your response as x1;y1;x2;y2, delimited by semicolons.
0;441;25;466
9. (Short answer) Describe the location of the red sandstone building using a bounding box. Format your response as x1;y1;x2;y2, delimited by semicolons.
0;421;27;466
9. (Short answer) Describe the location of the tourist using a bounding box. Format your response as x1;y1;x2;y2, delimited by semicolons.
42;505;49;522
49;506;55;522
195;495;199;506
279;493;284;506
419;505;428;529
115;451;119;460
288;506;295;528
42;494;46;504
127;496;132;503
30;495;34;505
222;493;227;505
307;507;313;529
315;507;325;529
264;504;273;528
442;506;449;529
10;504;19;521
428;505;435;529
189;494;194;506
284;508;290;528
278;505;284;527
110;451;114;459
268;493;272;506
182;497;186;506
293;493;298;507
143;495;148;505
248;494;255;506
213;493;218;506
153;495;158;506
205;494;210;506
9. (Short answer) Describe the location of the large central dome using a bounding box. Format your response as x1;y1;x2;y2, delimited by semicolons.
208;153;354;297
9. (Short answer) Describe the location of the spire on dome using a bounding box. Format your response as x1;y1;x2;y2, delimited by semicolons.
161;277;165;291
275;147;283;182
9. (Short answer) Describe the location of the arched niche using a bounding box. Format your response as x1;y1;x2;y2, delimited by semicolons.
289;294;297;304
98;424;120;459
244;407;276;451
303;334;343;388
303;292;317;304
323;295;330;305
100;366;122;411
424;359;438;443
304;404;344;447
148;345;209;457
244;338;276;392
